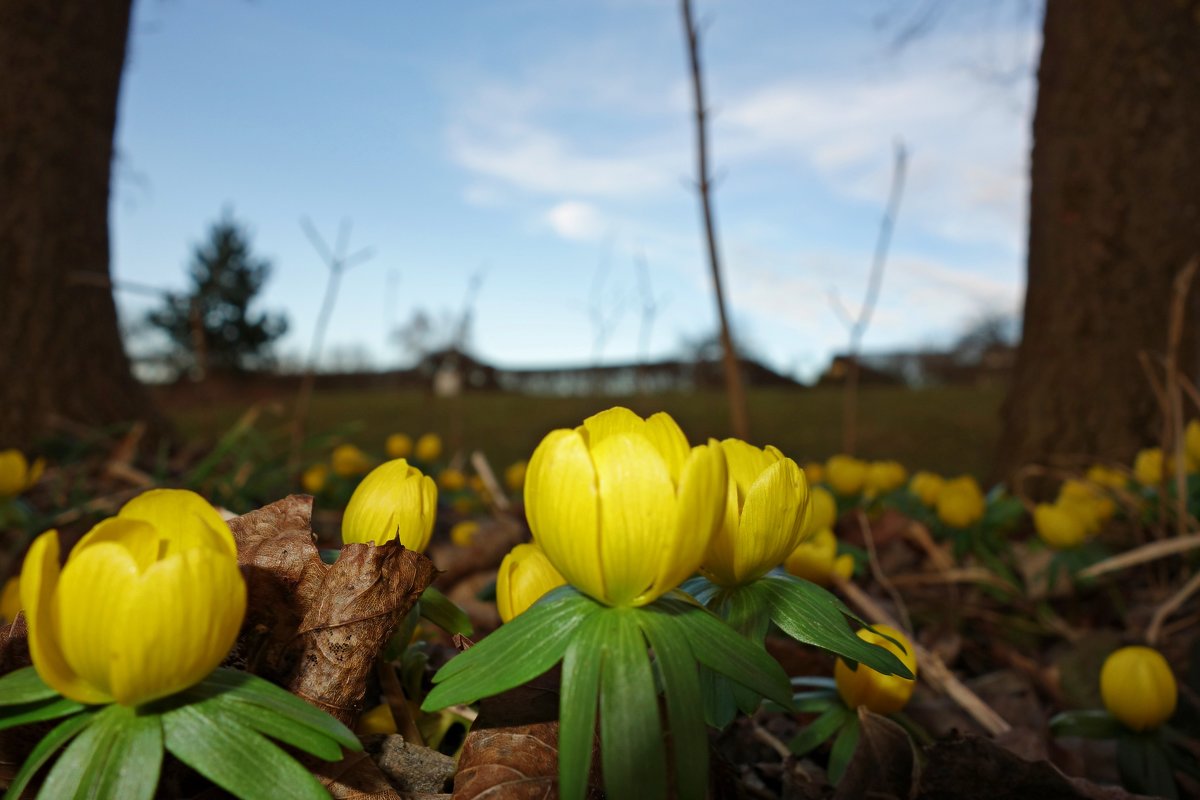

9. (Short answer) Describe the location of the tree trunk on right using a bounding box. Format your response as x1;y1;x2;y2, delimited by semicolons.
997;0;1200;480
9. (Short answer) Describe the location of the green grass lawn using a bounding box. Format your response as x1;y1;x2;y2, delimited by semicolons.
169;384;1005;479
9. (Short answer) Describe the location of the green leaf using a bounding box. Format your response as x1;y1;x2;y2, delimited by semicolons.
1117;734;1179;800
827;716;861;785
5;710;97;800
652;594;793;710
559;611;612;800
419;585;474;636
600;610;667;800
788;705;849;756
0;694;86;731
163;703;330;800
1049;710;1122;740
39;704;163;800
422;588;600;710
721;581;771;643
699;665;739;729
0;666;59;705
176;692;341;762
639;604;709;800
792;691;839;714
761;576;913;679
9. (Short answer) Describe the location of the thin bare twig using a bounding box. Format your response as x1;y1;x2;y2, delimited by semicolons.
1077;534;1200;580
469;450;512;514
854;511;911;633
1147;570;1200;646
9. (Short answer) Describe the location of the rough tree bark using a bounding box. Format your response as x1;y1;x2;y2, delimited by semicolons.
997;0;1200;478
0;0;156;448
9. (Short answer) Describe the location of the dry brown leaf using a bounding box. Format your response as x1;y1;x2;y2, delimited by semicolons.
834;709;919;800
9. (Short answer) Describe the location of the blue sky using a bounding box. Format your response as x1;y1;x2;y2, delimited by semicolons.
111;0;1041;380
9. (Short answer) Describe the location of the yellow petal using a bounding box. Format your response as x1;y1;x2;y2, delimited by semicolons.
721;439;778;502
27;457;45;489
578;406;645;445
833;553;855;580
496;543;567;622
110;548;246;706
525;429;605;601
70;518;160;571
642;413;690;484
57;542;141;702
118;489;237;560
734;458;809;584
20;531;111;704
342;459;437;550
701;470;743;587
0;450;27;496
0;576;20;624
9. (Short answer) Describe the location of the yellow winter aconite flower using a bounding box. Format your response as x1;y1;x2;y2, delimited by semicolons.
20;489;246;707
1085;464;1127;492
450;520;480;547
935;475;986;529
1057;479;1113;532
784;529;853;587
0;449;44;497
702;439;811;588
386;433;413;459
357;703;399;735
1188;420;1200;471
1100;646;1177;732
301;463;329;494
835;625;918;715
1033;503;1089;550
0;576;20;624
825;455;867;496
865;461;908;497
415;433;443;463
909;471;944;507
331;444;372;477
505;460;528;492
342;459;437;551
802;461;825;485
438;468;466;492
1133;448;1164;486
805;486;837;536
525;407;727;608
496;543;568;622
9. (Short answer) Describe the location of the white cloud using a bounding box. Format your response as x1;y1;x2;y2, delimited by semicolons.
544;200;606;241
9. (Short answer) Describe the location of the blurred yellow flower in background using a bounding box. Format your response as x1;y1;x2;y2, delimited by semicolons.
1133;448;1164;486
1057;479;1114;532
331;444;372;477
438;468;466;491
301;463;329;494
865;460;908;497
525;407;726;607
504;460;528;492
935;476;986;528
1033;502;1089;550
0;576;20;624
909;471;944;507
1085;464;1127;492
450;520;480;547
835;625;918;715
20;489;246;706
415;433;443;462
802;461;825;484
805;486;837;535
1100;646;1176;732
0;449;44;497
784;529;853;586
342;459;437;551
496;542;567;622
825;455;867;496
386;433;413;459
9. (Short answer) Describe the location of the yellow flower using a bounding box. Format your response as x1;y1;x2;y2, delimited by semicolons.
1188;420;1200;471
450;520;480;547
1133;448;1164;486
496;543;568;622
357;703;398;736
784;529;854;586
386;433;413;460
0;449;44;497
20;489;246;706
909;471;944;507
1100;646;1176;732
301;463;329;494
865;461;908;497
835;625;918;715
1085;464;1127;492
342;459;437;551
935;475;986;529
1033;503;1089;550
505;460;528;492
0;576;20;624
469;475;487;495
806;486;837;535
825;455;868;496
525;407;726;608
1057;479;1113;532
701;440;811;588
415;433;443;463
802;461;825;485
438;468;466;492
331;444;372;477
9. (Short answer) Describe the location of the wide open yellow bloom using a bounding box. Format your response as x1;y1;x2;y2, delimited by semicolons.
1101;646;1177;732
702;439;811;587
835;624;918;715
825;455;867;496
525;407;727;607
784;529;853;587
935;475;986;529
20;489;246;707
342;459;437;551
0;449;44;497
496;543;568;622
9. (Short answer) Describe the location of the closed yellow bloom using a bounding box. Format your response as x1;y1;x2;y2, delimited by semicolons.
802;461;825;484
415;433;443;463
1133;448;1164;486
438;468;466;492
386;433;414;459
825;455;868;496
784;529;854;586
865;461;908;497
525;407;727;607
0;576;20;624
909;471;944;507
496;543;568;622
331;444;372;477
357;703;398;736
1033;503;1089;550
505;460;528;492
935;475;986;529
1188;420;1200;471
835;625;918;715
0;449;44;497
1100;646;1177;732
301;463;329;494
806;486;837;536
20;489;246;706
450;520;480;547
1085;464;1127;492
342;459;437;551
701;439;811;588
1057;479;1113;532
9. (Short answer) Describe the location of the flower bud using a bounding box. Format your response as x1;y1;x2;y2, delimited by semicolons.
1100;646;1176;731
1033;503;1088;550
438;468;466;491
496;543;567;622
342;459;437;551
386;433;413;459
301;463;328;494
784;529;853;587
835;625;918;715
1133;448;1164;486
909;471;944;507
505;460;528;492
805;486;837;536
415;433;443;462
331;444;372;477
0;449;44;497
865;461;907;497
825;455;867;496
935;476;985;529
802;461;825;484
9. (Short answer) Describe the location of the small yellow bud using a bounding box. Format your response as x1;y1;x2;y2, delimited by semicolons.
835;625;918;715
496;543;567;622
438;468;466;492
386;433;413;459
504;460;528;492
0;450;44;497
802;461;825;485
331;444;372;477
1100;646;1177;731
935;475;986;529
909;471;944;507
301;463;329;494
825;455;868;497
341;459;437;551
415;433;443;463
356;703;398;736
450;520;480;547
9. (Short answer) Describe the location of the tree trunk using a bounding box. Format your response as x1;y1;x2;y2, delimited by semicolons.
0;0;156;447
997;0;1200;479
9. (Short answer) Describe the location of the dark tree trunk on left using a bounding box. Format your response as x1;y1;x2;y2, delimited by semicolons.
0;0;156;447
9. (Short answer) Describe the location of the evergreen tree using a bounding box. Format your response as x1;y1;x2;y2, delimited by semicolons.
148;214;288;378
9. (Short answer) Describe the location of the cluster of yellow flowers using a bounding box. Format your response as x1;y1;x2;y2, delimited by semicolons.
1131;419;1200;486
1033;471;1119;550
301;433;446;495
783;486;853;586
